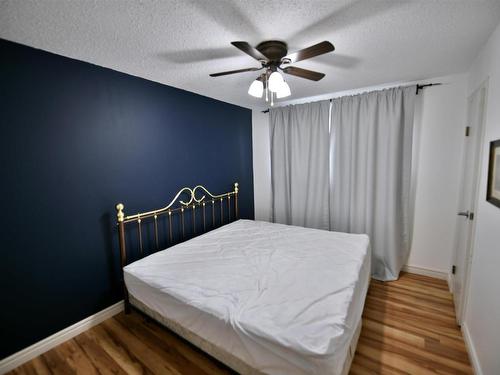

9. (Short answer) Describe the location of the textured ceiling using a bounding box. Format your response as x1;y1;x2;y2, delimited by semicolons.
1;0;500;110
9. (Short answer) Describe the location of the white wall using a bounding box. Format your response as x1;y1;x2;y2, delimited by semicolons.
252;74;468;275
252;110;271;221
462;21;500;375
407;75;468;274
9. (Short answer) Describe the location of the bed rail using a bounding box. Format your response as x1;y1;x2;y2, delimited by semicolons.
115;182;239;312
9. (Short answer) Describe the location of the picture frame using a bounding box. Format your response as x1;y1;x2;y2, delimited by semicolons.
486;139;500;208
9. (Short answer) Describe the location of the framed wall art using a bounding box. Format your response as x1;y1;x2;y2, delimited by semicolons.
486;139;500;208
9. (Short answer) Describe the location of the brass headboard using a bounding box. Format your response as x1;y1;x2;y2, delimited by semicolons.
115;182;239;312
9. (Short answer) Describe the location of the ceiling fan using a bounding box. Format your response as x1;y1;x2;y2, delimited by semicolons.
209;40;335;105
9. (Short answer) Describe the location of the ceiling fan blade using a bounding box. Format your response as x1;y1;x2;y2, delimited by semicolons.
209;67;261;77
284;41;335;63
231;41;268;61
282;66;325;81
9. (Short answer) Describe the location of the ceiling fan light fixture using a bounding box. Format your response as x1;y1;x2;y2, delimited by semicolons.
276;81;291;98
248;79;264;98
268;71;284;92
210;40;334;103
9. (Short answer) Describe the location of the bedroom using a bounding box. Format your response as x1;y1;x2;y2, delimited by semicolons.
1;0;499;374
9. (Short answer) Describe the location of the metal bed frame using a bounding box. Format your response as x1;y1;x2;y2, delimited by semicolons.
115;182;239;312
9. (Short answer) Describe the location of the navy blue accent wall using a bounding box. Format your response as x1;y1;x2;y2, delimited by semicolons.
0;39;254;358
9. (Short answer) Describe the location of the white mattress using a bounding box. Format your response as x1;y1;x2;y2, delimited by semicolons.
124;220;371;375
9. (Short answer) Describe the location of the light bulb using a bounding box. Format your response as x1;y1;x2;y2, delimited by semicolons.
276;81;291;98
268;71;284;92
248;80;263;98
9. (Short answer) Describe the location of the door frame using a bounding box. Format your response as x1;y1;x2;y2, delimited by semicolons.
452;79;488;324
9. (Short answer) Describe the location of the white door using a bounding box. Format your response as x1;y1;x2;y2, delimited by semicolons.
452;86;486;324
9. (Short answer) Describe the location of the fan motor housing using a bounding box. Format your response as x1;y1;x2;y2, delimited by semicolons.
256;40;288;62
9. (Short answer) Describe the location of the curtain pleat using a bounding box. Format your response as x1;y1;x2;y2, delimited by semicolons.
269;100;331;230
329;86;416;280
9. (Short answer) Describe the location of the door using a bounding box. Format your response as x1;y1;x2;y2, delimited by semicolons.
452;85;486;324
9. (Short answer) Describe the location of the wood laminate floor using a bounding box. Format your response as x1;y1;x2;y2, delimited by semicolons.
9;273;472;375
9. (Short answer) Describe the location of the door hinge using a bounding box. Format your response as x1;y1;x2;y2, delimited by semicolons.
465;126;470;137
452;265;456;274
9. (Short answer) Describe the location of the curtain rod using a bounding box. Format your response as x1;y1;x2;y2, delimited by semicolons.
261;82;442;113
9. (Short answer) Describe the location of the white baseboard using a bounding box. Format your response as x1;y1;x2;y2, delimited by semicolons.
402;264;449;280
448;272;454;293
462;322;482;375
0;300;124;374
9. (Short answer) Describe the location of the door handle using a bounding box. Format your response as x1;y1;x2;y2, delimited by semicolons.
457;211;469;218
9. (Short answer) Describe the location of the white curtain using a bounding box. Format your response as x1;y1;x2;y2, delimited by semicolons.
329;86;416;280
269;100;330;230
269;86;416;281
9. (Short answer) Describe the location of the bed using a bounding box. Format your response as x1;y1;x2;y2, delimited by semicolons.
115;183;370;375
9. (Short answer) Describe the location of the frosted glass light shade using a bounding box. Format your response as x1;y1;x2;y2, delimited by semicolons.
276;81;291;98
268;71;284;92
248;80;264;98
